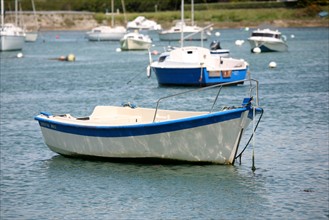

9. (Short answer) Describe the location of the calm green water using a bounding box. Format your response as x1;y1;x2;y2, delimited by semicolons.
1;27;328;219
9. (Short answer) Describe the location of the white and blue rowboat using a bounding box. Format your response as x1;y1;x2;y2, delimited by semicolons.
248;28;288;53
35;79;263;165
149;46;248;86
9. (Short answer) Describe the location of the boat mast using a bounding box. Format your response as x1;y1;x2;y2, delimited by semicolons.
15;0;18;26
180;0;184;47
31;0;39;29
111;0;114;27
1;0;4;27
191;0;194;26
121;0;127;24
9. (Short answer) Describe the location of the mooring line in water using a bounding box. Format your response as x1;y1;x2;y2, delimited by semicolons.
126;69;146;85
252;106;256;172
235;108;264;167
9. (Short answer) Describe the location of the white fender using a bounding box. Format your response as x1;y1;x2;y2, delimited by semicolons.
146;65;151;78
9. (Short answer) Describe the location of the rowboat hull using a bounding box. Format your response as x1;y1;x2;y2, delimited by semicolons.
35;107;258;164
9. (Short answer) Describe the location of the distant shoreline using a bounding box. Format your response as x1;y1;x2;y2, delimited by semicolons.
4;11;328;31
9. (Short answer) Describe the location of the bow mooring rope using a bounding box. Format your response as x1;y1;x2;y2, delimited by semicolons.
235;107;264;170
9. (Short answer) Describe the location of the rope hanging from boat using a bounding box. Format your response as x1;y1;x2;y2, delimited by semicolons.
235;107;264;165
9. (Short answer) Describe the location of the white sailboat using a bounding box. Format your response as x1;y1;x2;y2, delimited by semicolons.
86;0;126;41
0;0;25;51
25;0;39;42
159;0;207;41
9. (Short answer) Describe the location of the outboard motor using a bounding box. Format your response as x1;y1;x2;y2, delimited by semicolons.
210;40;222;50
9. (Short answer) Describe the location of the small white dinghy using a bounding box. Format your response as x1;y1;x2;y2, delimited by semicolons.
35;79;263;164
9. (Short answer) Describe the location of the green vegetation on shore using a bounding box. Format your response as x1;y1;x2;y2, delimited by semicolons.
4;0;328;29
94;6;328;29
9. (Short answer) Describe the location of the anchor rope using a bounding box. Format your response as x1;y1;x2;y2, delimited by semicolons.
235;108;264;161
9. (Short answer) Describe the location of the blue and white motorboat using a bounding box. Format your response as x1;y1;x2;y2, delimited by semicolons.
35;79;263;165
149;46;248;86
248;28;288;52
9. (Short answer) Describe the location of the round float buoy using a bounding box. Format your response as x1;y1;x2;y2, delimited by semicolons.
245;27;249;31
269;61;277;68
116;48;121;52
146;65;151;78
235;40;244;46
291;34;295;39
253;47;261;53
67;54;75;62
215;32;220;37
16;53;23;58
151;50;158;55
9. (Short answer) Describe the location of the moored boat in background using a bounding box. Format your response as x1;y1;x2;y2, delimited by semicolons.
127;16;162;31
120;31;152;50
0;0;25;51
248;28;288;52
86;26;126;41
150;46;248;86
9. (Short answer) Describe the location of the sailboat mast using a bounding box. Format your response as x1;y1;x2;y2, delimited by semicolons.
111;0;114;27
121;0;127;24
180;0;184;47
31;0;38;29
1;0;4;27
15;0;18;26
191;0;194;26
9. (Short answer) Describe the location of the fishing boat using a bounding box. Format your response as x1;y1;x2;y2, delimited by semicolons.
0;0;25;51
149;46;248;86
127;16;162;31
86;0;126;41
35;79;263;165
120;32;152;50
248;28;288;52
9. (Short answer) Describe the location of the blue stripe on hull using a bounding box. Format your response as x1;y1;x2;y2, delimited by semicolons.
152;67;247;86
35;108;248;138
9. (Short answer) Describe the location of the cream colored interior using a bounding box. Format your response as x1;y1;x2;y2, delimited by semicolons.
50;106;208;126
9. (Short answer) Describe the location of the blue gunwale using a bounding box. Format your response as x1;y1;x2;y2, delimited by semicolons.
35;107;254;138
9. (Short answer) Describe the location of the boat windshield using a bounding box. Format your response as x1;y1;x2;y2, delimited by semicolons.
158;55;168;62
252;33;280;39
